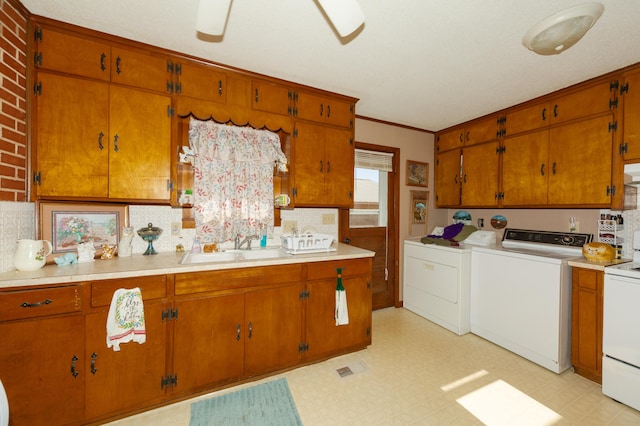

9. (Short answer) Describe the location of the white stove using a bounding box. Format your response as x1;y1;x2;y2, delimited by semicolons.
602;231;640;411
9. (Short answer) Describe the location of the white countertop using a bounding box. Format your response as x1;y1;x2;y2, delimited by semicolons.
0;243;374;289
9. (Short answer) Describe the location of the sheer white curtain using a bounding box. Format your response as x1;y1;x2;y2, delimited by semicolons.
189;118;287;243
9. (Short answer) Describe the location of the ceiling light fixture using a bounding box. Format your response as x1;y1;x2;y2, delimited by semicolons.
522;2;604;55
196;0;232;36
317;0;365;37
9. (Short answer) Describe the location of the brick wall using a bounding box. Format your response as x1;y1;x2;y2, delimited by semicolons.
0;0;27;202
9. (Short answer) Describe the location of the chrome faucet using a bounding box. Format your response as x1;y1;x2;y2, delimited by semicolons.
235;234;259;250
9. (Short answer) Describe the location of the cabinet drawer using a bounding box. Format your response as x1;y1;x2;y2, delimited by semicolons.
0;286;81;321
91;275;167;307
175;264;304;295
306;258;372;281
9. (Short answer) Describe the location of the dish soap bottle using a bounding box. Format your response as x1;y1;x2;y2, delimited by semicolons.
191;236;201;253
260;224;267;248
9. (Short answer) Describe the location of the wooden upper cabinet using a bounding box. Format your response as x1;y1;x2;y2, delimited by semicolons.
464;116;502;146
502;130;550;206
108;85;172;201
434;149;461;207
621;70;640;160
110;46;171;93
461;142;500;207
505;101;551;136
436;116;501;152
251;79;292;116
505;81;616;137
175;61;227;103
435;128;464;152
35;72;110;198
547;115;614;206
294;90;354;128
550;81;616;124
34;24;111;80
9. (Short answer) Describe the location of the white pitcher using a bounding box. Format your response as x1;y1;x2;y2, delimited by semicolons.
14;239;52;271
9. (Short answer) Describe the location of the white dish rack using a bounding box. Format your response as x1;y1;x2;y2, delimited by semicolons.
281;233;336;254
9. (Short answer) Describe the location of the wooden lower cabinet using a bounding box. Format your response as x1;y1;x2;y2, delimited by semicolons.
84;302;168;420
306;258;372;361
571;267;603;383
0;286;85;426
0;257;372;424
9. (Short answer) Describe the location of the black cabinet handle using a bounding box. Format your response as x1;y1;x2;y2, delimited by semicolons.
20;299;52;308
71;355;79;378
115;56;122;74
236;324;241;341
248;321;253;339
90;352;98;375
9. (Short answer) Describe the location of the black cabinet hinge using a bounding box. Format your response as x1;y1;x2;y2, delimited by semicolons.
366;327;371;337
621;82;630;95
33;82;42;96
299;289;310;300
298;343;309;353
34;52;42;67
175;63;182;75
292;187;297;197
609;98;619;109
33;171;41;185
620;142;629;155
34;26;43;42
161;308;178;321
610;80;620;91
166;60;174;73
608;121;618;132
167;106;175;117
160;374;178;389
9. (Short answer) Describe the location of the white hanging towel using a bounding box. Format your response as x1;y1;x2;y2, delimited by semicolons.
106;287;146;351
335;289;349;326
335;268;349;326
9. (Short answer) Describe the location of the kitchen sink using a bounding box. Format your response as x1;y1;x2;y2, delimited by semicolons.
225;248;288;260
180;247;288;264
179;251;239;264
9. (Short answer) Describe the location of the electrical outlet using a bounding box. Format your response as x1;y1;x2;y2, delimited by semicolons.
171;221;182;236
322;214;336;225
282;220;297;234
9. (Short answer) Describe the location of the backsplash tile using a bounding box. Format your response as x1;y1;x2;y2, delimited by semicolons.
0;202;35;272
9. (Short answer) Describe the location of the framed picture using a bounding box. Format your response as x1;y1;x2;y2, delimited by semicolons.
410;190;429;226
406;160;428;187
38;202;129;261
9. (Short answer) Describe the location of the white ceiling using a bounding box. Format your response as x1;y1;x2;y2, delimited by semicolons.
21;0;640;132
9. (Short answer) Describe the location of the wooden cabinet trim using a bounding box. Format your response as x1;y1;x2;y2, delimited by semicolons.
91;275;167;307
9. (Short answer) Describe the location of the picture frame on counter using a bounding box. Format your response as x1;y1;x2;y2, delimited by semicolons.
38;201;129;262
406;160;428;187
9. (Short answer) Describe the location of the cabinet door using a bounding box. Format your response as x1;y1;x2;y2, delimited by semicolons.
35;25;110;80
461;142;500;207
84;302;168;420
111;46;171;93
244;283;304;375
173;293;245;391
252;79;292;116
548;115;614;205
306;279;341;360
177;61;227;103
502;131;549;206
337;275;372;350
465;116;501;146
35;72;109;198
0;315;85;426
295;91;353;128
293;121;326;205
434;149;461;207
505;101;550;136
436;128;464;152
324;126;354;207
550;82;615;124
571;267;603;383
108;85;172;201
622;71;640;160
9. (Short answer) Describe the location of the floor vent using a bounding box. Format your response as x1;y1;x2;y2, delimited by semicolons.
335;361;368;378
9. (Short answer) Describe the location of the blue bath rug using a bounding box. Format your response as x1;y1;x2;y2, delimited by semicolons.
189;378;303;426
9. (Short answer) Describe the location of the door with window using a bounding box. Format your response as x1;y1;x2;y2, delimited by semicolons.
340;143;399;310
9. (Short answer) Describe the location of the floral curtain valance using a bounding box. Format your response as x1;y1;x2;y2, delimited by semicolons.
189;118;287;243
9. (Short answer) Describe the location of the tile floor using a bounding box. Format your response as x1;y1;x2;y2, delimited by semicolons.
106;307;640;425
